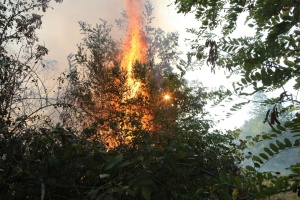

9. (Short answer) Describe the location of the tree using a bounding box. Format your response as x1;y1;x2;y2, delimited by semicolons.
62;3;187;147
0;0;66;132
58;4;242;199
174;0;300;198
0;0;69;199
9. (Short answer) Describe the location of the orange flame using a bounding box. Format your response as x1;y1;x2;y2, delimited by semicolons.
121;0;148;98
100;0;150;149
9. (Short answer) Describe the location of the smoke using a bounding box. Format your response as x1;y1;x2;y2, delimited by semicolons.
37;0;125;70
36;0;182;70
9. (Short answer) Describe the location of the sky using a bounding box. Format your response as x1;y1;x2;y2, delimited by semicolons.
37;0;198;69
37;0;236;89
36;0;251;129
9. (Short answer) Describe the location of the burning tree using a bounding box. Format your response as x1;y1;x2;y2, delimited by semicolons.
57;2;242;199
63;1;189;148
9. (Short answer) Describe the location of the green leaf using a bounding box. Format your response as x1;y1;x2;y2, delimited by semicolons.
139;179;154;186
254;162;261;168
228;171;234;184
267;68;273;75
99;174;110;178
103;194;114;200
271;127;281;134
261;69;267;77
105;153;124;170
245;74;251;82
284;138;292;147
141;186;151;200
294;77;300;90
284;59;295;67
119;161;132;168
137;156;144;161
276;140;285;150
241;78;247;84
259;153;269;160
276;125;286;131
294;30;300;35
269;143;279;153
253;155;263;164
251;74;257;80
262;75;272;86
294;139;300;146
220;170;226;182
89;189;100;199
235;176;241;187
255;72;262;80
245;165;256;172
113;154;123;163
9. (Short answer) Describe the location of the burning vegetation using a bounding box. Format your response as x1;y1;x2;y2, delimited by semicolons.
63;0;186;148
0;1;246;199
121;0;148;99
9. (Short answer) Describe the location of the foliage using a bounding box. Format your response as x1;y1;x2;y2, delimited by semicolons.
60;12;242;198
0;0;64;146
63;5;192;147
239;92;299;173
0;0;83;199
0;1;243;200
0;0;63;134
0;123;240;199
175;0;300;198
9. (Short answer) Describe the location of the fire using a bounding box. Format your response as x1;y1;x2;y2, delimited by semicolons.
116;0;150;145
84;0;166;149
121;0;148;98
164;95;171;100
100;0;151;148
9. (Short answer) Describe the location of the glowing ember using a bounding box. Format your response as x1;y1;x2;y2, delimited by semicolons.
121;0;148;98
164;95;171;100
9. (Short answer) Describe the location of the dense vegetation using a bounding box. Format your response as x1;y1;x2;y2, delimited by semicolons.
0;1;239;199
175;0;300;198
0;0;299;199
